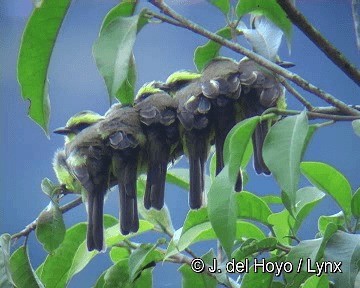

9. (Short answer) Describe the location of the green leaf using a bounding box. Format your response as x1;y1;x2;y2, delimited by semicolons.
208;169;236;258
179;250;217;288
293;187;325;231
166;168;190;190
236;191;272;226
235;0;292;41
261;195;282;205
352;119;360;137
224;117;260;185
17;0;71;134
318;212;345;235
138;203;174;234
352;188;360;218
10;246;44;288
324;231;360;288
207;0;230;15
100;1;138;31
109;247;130;264
232;237;277;262
302;274;329;288
37;215;117;286
35;202;66;253
93;12;147;104
285;223;338;285
267;209;295;245
128;244;163;282
301;161;352;218
101;259;153;288
240;256;279;287
0;234;14;288
193;27;232;72
263;111;309;210
40;178;59;198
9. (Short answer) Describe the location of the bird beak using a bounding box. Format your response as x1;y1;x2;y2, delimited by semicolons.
53;127;71;135
277;61;295;68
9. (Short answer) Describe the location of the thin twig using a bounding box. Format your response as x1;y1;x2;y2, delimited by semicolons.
276;0;360;86
144;9;186;29
148;1;360;116
264;107;360;121
278;77;315;111
11;197;83;240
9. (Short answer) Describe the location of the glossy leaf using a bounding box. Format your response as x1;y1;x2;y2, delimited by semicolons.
128;244;163;282
263;111;309;209
352;188;360;218
318;212;345;235
323;231;360;288
224;117;260;184
18;0;71;134
37;215;117;286
93;12;147;104
236;191;272;226
293;187;325;231
208;168;236;258
301;162;352;218
109;247;130;264
100;1;138;31
267;209;294;245
35;202;66;253
0;234;14;288
302;274;329;288
10;246;44;288
194;27;232;72
261;195;282;205
40;178;59;198
236;0;292;41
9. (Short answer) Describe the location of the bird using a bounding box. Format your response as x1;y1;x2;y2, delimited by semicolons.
159;70;214;209
200;57;243;191
53;110;105;196
238;58;286;175
134;82;180;210
99;104;147;235
55;115;112;252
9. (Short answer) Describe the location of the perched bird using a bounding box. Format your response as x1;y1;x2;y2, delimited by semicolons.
53;111;105;197
238;58;286;175
99;104;147;235
55;116;111;252
134;83;180;210
200;57;243;191
160;71;213;209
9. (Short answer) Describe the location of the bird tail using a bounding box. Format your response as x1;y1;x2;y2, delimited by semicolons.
87;191;105;252
144;131;170;210
252;121;271;175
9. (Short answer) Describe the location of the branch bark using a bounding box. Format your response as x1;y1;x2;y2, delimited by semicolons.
277;0;360;85
148;1;360;116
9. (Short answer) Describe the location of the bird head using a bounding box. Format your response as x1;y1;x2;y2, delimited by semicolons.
53;110;104;143
157;70;201;95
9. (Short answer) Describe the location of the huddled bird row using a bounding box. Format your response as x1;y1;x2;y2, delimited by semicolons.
52;57;286;251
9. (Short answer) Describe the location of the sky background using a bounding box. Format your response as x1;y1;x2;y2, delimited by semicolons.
1;0;359;287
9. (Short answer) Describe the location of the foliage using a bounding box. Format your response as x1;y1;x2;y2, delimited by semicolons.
6;0;360;287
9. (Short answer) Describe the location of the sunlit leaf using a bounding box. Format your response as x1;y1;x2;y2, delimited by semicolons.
302;274;329;288
268;209;294;245
301;162;352;218
263;111;309;210
194;27;232;72
109;247;130;264
318;212;345;235
10;246;44;288
18;0;71;134
232;237;277;262
166;168;190;190
352;188;360;218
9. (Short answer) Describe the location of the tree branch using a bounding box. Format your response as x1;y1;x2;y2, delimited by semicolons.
11;197;83;240
276;0;360;85
148;1;360;116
